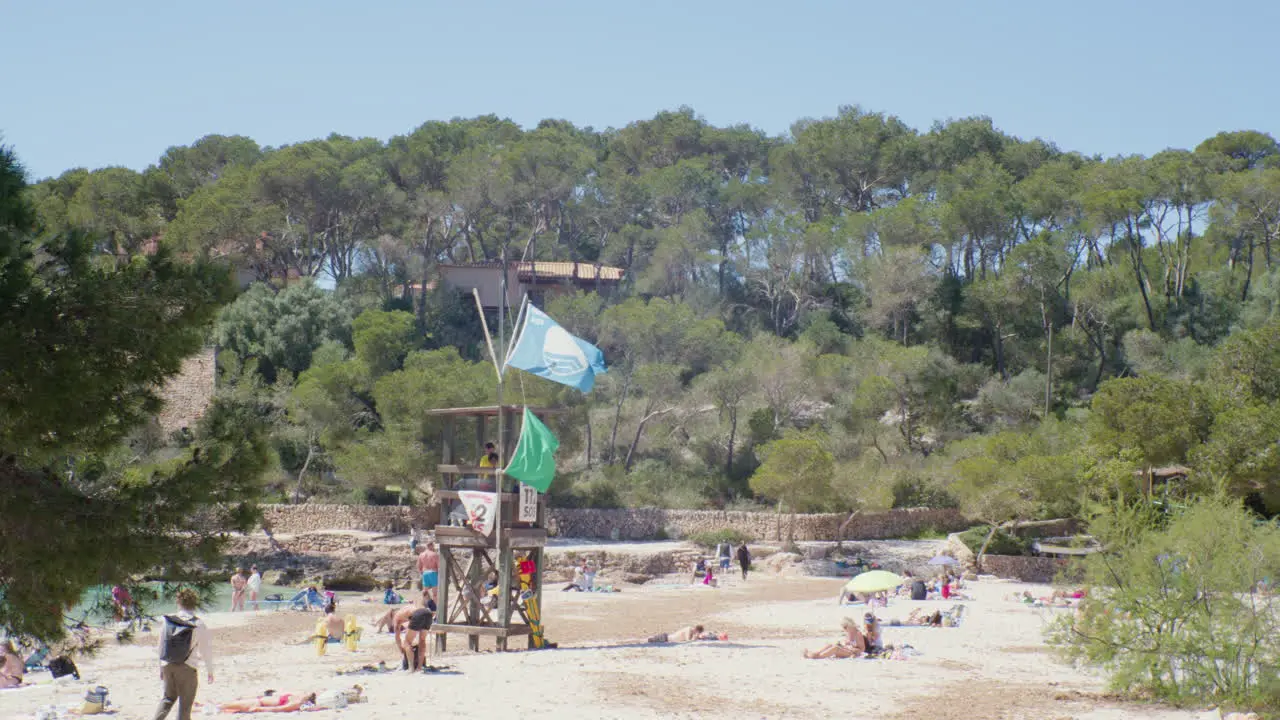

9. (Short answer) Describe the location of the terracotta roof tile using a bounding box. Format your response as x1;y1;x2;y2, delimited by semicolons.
437;261;625;282
517;261;624;282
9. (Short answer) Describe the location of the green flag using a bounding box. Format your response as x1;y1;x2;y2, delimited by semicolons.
504;407;560;492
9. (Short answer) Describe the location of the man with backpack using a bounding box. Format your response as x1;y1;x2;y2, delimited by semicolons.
155;588;213;720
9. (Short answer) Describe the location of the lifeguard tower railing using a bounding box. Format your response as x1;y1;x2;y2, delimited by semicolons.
424;404;558;652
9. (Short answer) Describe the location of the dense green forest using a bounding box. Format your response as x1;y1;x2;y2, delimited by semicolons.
22;107;1280;523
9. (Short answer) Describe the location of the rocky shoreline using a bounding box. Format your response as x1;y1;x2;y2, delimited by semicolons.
219;530;954;591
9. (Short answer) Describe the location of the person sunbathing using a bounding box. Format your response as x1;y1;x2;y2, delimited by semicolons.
889;608;943;627
646;625;725;643
803;617;865;659
218;691;318;713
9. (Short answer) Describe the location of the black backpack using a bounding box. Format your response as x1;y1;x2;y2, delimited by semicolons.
160;614;198;664
48;655;79;679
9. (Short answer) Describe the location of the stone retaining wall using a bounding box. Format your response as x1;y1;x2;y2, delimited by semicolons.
252;504;969;541
545;507;969;541
980;555;1083;584
258;504;433;535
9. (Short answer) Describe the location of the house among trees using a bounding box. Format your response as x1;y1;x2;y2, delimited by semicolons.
436;261;625;309
1135;465;1192;500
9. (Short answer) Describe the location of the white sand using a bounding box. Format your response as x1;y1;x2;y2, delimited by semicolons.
0;575;1222;720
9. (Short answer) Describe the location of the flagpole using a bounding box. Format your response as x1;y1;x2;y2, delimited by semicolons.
496;246;507;629
503;293;530;370
472;289;502;382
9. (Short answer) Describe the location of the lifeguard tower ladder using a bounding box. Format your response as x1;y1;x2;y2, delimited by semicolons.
425;404;555;652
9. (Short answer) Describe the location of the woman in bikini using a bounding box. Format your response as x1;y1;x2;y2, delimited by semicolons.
218;691;318;713
803;617;865;659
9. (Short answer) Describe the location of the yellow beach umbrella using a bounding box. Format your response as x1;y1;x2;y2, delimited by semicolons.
843;570;904;594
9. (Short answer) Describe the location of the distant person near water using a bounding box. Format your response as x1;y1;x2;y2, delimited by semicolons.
229;569;247;612
112;584;136;622
737;543;751;581
418;542;439;603
247;566;262;611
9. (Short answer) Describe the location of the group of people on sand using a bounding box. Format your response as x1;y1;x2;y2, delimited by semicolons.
892;571;968;602
368;590;437;671
804;613;884;659
695;542;752;582
812;568;983;659
1010;587;1087;607
367;540;442;672
563;558;598;591
228;566;263;611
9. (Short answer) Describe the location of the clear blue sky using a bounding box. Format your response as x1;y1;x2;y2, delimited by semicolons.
4;0;1278;180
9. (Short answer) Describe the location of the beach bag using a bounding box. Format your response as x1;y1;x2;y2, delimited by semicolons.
160;615;198;664
81;686;109;714
315;690;348;709
48;655;79;679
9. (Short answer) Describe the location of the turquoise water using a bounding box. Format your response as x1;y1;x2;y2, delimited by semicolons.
72;582;300;624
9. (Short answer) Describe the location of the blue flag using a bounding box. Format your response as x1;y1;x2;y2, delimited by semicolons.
505;305;606;392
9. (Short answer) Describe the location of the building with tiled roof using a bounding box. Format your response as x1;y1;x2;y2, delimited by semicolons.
436;261;625;309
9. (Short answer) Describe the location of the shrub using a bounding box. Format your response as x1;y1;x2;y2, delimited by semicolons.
1049;497;1280;711
891;474;958;509
903;525;947;540
956;525;1032;556
687;529;750;548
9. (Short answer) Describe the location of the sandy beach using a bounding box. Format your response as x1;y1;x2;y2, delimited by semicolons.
1;569;1221;720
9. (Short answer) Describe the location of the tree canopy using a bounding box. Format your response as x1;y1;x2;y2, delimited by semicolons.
1;144;272;641
17;106;1280;526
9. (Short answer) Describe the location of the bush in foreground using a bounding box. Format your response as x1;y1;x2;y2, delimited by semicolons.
1049;497;1280;712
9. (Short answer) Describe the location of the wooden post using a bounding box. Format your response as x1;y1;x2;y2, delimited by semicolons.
496;543;513;651
434;549;449;654
532;495;546;648
441;418;455;486
466;550;482;652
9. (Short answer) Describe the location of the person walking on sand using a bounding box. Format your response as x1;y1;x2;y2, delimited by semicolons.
229;569;247;612
716;542;732;571
736;542;751;581
418;542;440;603
246;566;262;611
154;588;214;720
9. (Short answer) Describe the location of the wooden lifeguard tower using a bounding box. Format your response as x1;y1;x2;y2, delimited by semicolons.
425;404;556;652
